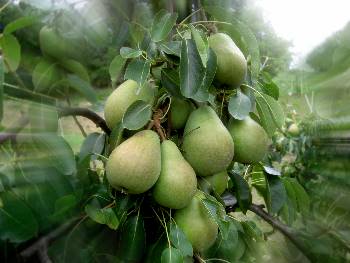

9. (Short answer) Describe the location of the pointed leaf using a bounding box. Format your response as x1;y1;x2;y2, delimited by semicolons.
66;74;97;103
228;172;252;213
124;59;151;88
161;247;184;263
109;55;127;84
266;175;287;214
85;204;119;230
151;10;178;42
108;122;124;151
228;88;251;120
180;39;205;98
169;222;193;257
4;16;37;35
190;25;208;65
160;41;181;56
120;47;143;58
122;100;152;130
161;68;182;98
79;132;106;161
0;34;21;72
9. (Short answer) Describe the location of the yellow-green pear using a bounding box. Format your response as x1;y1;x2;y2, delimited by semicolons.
174;190;218;252
209;33;247;88
288;123;300;136
182;106;234;176
227;117;269;164
170;98;193;130
104;80;154;129
106;130;161;194
153;140;197;209
198;171;228;195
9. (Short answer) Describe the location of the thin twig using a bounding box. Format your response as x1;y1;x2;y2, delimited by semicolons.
65;98;87;137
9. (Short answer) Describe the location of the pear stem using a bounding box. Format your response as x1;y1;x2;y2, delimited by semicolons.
152;109;167;142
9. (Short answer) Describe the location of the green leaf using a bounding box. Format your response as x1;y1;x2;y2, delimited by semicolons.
190;25;208;65
192;48;217;102
260;72;279;100
169;222;193;257
0;57;4;122
161;247;184;263
4;16;37;35
214;218;240;261
122;100;152;130
0;191;38;242
117;214;146;262
180;39;205;98
79;132;106;161
289;178;310;214
266;175;287;214
228;88;251;120
85;204;119;230
241;221;263;241
251;165;267;196
108;122;124;151
0;34;21;72
228;172;252;213
3;84;56;105
151;10;178;42
256;93;285;137
120;47;143;58
109;55;127;84
59;59;90;82
32;134;76;175
161;68;182;98
281;178;297;225
50;194;78;220
124;59;151;88
28;103;58;133
66;74;97;103
160;41;181;56
32;59;62;93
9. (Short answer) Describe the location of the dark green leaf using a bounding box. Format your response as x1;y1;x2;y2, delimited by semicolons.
289;178;310;214
281;178;297;225
32;134;76;175
120;47;143;58
117;214;146;262
108;122;124;151
0;191;38;242
122;100;152;130
266;175;287;214
228;88;251;120
85;204;119;230
215;218;240;261
241;221;263;241
4;16;37;35
161;68;182;98
192;48;217;102
169;222;193;257
0;34;21;72
0;57;4;121
124;59;151;88
109;55;127;84
151;10;178;42
50;194;77;220
79;132;106;161
180;39;205;98
67;74;97;103
190;25;208;65
256;93;285;137
229;172;252;213
161;247;184;263
160;41;181;56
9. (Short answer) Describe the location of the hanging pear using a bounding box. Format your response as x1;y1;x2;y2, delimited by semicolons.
104;80;154;129
106;130;161;194
170;98;193;130
198;171;228;195
153;140;197;209
227;116;269;164
174;191;218;252
182;106;234;176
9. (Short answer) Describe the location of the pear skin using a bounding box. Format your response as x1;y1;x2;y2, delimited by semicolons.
170;98;193;130
153;140;197;209
227;116;269;164
209;33;247;88
182;106;234;176
174;190;218;252
104;80;154;129
106;130;161;194
199;171;228;195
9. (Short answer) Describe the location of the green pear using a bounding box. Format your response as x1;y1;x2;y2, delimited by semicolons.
170;98;193;130
209;33;247;88
104;80;154;129
198;171;228;195
227;117;269;164
153;140;197;209
182;106;234;176
174;190;218;252
288;123;300;136
106;130;161;194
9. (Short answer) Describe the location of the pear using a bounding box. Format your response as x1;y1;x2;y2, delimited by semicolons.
227;117;269;164
198;171;228;195
209;33;247;88
153;140;197;209
104;80;154;129
106;130;161;194
182;106;234;176
170;98;193;130
174;190;218;252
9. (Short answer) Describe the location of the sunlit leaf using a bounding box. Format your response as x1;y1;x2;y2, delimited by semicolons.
4;16;38;35
228;88;251;120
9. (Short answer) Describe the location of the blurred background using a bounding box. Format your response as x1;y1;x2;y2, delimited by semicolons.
0;0;349;262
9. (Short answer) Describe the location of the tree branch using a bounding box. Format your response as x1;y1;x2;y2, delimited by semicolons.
57;107;111;135
249;204;314;261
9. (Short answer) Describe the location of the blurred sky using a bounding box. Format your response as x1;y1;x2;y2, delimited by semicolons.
257;0;350;65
